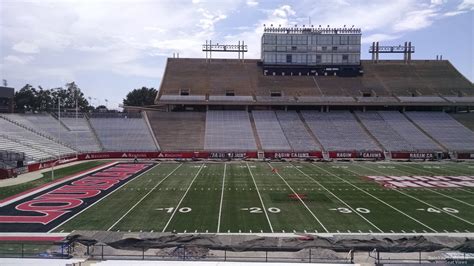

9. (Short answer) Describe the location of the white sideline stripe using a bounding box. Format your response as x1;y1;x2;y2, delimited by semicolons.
217;163;226;233
290;163;383;233
402;163;474;195
373;164;474;208
49;162;158;233
312;163;438;233
268;163;328;233
162;164;204;232
246;162;274;233
107;163;181;231
0;161;118;207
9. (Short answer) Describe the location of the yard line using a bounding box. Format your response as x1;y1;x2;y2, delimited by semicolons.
393;188;474;226
364;164;474;208
162;164;205;232
49;162;159;233
267;163;328;233
290;163;383;233
217;163;227;233
246;162;274;233
311;163;437;233
106;163;181;231
401;164;474;195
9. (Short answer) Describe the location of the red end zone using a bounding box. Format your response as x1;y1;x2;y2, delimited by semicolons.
0;163;154;233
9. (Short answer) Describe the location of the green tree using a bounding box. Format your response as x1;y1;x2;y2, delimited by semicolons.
123;87;157;106
14;84;36;112
14;82;90;113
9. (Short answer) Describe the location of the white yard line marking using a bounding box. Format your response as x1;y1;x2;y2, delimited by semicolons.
106;163;179;231
401;164;474;195
390;188;473;226
268;163;328;233
312;163;437;233
49;163;159;233
290;163;383;233
246;162;274;233
370;164;474;208
217;163;226;233
162;164;205;232
357;164;474;224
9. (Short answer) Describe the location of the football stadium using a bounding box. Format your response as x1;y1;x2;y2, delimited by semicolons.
1;23;474;264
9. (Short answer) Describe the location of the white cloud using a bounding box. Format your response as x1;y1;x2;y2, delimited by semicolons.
272;5;296;19
393;9;438;32
430;0;446;6
197;8;228;31
443;10;467;16
4;55;34;64
458;0;474;10
246;0;258;7
362;33;402;44
12;41;40;54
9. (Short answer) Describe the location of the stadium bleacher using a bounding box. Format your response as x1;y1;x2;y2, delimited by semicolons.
377;111;442;152
147;111;205;151
156;59;473;102
275;111;321;151
252;111;291;151
0;115;75;160
406;111;474;151
204;110;257;151
4;113;100;152
355;111;414;151
301;111;380;151
0;135;54;161
89;115;158;151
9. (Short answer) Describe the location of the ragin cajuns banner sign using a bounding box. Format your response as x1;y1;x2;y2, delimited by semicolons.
366;175;474;188
0;163;153;232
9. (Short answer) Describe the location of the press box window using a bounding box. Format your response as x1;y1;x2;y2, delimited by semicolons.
180;89;190;96
225;90;235;96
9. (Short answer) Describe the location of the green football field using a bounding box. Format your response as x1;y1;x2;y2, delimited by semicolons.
54;161;474;234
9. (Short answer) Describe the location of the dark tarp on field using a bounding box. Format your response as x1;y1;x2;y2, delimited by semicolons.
63;232;473;253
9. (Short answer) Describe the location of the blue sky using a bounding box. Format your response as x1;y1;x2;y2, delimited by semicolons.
1;0;473;109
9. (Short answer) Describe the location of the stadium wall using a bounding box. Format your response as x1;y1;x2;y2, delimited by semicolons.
4;150;474;179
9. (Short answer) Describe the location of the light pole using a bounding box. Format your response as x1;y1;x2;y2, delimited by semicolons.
75;89;78;157
52;97;61;181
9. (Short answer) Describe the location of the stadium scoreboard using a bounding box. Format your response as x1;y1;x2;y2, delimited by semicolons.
261;27;362;76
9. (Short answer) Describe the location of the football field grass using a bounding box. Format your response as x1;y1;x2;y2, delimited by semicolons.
55;161;474;234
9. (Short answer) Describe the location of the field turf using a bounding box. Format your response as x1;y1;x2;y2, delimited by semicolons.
48;161;474;234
